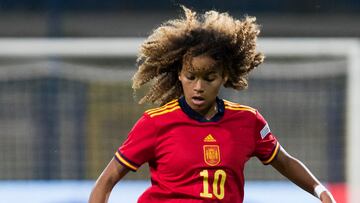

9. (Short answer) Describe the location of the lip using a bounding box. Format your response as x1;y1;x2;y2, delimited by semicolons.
191;96;206;106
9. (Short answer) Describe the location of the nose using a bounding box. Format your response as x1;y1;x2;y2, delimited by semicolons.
194;79;204;92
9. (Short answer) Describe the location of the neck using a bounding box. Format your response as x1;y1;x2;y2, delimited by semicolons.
202;102;218;120
178;97;225;122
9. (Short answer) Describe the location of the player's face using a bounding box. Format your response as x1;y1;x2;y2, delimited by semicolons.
179;55;227;117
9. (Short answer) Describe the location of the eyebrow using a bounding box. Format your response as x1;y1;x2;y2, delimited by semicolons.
186;70;218;75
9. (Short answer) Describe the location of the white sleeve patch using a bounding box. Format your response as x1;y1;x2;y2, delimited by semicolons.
260;123;271;139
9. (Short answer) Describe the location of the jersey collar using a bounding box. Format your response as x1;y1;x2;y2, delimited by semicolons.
178;96;225;122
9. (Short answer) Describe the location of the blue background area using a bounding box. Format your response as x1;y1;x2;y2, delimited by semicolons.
0;0;358;12
0;180;320;203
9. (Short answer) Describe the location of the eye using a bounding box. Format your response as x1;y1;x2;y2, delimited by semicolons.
204;77;215;82
204;74;217;82
186;75;195;80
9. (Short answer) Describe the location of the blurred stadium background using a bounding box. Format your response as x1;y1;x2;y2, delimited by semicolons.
0;1;359;203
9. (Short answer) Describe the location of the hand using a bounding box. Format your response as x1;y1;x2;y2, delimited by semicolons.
320;191;336;203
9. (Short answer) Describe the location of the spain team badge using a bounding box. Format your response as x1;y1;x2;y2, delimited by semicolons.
203;145;221;166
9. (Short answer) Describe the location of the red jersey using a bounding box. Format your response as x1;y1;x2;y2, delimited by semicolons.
115;97;280;203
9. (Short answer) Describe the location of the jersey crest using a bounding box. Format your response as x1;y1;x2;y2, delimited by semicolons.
203;145;221;166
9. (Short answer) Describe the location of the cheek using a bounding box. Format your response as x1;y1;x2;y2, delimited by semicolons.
206;84;222;96
210;81;224;92
178;75;186;87
178;78;191;91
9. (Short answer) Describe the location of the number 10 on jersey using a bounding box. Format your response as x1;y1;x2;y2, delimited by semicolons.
200;169;227;199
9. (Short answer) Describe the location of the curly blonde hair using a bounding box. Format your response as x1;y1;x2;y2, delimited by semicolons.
132;6;264;105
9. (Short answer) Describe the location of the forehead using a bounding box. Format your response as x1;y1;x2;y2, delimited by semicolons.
183;55;222;74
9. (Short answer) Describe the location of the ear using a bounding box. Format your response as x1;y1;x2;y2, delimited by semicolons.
178;68;183;81
222;74;229;85
220;66;229;85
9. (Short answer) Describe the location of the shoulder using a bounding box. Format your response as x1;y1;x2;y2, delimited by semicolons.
223;100;270;128
129;100;180;133
144;99;181;118
223;99;257;115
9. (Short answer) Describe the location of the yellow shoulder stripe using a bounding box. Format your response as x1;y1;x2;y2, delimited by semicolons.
145;99;178;114
223;100;256;114
148;106;181;118
225;106;256;114
223;100;255;109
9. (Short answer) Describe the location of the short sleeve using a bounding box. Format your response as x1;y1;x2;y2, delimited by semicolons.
253;111;280;165
114;114;156;171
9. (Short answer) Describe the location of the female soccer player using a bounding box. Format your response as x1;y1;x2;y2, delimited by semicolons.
89;6;336;203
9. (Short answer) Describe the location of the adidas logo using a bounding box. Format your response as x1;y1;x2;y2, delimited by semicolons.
203;134;216;142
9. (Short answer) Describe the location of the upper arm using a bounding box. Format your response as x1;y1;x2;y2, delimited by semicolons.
270;147;316;186
95;158;130;190
100;158;130;185
270;146;292;172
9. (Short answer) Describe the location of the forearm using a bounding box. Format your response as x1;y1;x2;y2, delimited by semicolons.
273;154;319;194
89;158;129;203
271;147;336;202
89;179;114;203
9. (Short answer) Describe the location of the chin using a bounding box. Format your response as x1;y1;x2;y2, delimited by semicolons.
192;103;209;113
